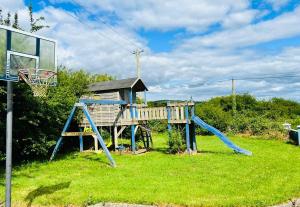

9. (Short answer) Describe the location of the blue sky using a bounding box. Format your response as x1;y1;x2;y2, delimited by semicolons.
23;0;300;54
1;0;300;100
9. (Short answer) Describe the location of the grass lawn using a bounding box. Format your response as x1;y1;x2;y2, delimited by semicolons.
1;133;300;207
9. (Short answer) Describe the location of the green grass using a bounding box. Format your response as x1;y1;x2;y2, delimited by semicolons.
1;133;300;207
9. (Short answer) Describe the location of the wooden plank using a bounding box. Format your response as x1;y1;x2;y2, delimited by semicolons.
169;120;190;124
167;102;194;107
116;126;127;138
134;125;139;135
180;107;184;120
62;132;95;136
176;107;180;120
92;135;99;151
114;126;118;149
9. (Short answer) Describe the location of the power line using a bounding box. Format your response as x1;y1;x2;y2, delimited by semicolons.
59;10;134;53
190;72;300;87
235;74;300;81
53;1;142;53
94;16;142;50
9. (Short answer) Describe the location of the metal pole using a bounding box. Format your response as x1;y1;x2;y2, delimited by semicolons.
6;81;13;207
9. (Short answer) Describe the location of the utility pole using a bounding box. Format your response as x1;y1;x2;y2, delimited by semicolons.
232;78;236;116
132;49;143;79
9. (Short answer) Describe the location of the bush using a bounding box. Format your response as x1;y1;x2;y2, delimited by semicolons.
168;128;186;154
148;120;168;133
196;103;233;133
0;68;113;162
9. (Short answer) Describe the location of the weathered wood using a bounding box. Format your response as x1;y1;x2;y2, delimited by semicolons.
114;126;118;149
80;105;190;127
134;125;139;135
62;132;95;136
116;126;127;138
92;135;99;151
167;102;194;107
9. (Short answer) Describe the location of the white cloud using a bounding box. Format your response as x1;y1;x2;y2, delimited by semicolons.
179;6;300;50
51;0;253;32
0;0;24;12
34;7;143;78
222;10;258;29
1;0;300;101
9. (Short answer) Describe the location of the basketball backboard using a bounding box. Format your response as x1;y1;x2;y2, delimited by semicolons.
0;25;57;82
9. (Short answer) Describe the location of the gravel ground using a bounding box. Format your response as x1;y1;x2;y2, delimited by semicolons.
89;203;156;207
89;199;300;207
271;199;300;207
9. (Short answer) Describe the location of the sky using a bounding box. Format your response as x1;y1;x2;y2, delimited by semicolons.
1;0;300;101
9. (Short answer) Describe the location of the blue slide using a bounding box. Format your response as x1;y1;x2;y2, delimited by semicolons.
192;115;252;156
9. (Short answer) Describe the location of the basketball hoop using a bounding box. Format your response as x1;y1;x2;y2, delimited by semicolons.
18;68;57;98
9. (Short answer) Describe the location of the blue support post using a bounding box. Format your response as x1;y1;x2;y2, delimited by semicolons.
297;126;300;146
50;137;63;161
82;104;116;167
79;128;83;152
191;105;197;152
167;102;172;136
185;105;191;154
50;105;77;161
129;90;136;152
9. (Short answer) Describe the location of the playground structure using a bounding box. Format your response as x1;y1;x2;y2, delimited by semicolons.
283;123;300;146
50;77;252;167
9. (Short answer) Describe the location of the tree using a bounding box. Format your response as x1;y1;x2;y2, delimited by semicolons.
0;9;3;25
28;2;49;33
4;12;11;26
12;13;20;29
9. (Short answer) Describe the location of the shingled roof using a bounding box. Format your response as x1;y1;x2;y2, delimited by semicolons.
88;77;148;92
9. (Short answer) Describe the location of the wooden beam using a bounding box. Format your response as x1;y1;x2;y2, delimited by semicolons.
114;126;118;149
62;132;95;137
92;135;99;151
139;125;151;132
116;126;127;138
167;102;194;107
134;125;139;135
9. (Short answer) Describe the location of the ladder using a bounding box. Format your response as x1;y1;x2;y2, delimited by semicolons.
139;122;153;149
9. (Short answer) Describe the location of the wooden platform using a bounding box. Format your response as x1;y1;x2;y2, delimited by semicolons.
80;102;194;127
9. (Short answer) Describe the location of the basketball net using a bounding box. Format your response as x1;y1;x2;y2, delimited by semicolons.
18;68;57;98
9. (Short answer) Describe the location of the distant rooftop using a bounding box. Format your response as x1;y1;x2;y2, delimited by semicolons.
88;77;148;92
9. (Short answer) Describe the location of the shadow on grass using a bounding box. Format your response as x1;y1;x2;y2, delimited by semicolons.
200;150;239;155
25;181;71;207
80;153;111;167
151;147;170;154
285;140;299;146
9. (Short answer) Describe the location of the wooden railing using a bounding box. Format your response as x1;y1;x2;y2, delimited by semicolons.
80;102;194;127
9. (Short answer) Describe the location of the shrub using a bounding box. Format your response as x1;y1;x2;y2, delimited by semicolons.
196;103;233;133
168;128;186;154
148;120;168;133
